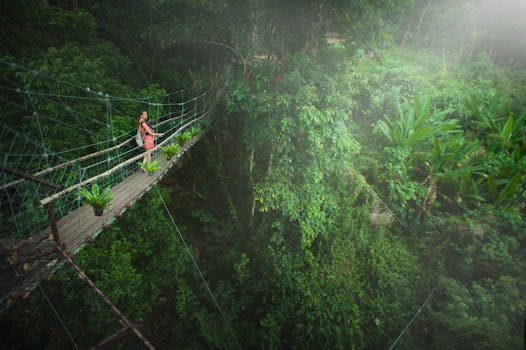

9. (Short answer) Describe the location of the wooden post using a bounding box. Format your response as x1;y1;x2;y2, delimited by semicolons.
89;323;138;350
55;244;155;350
45;203;61;246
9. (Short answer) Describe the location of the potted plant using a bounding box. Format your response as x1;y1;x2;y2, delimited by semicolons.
79;183;112;216
176;130;192;145
189;126;200;137
161;143;180;160
139;160;162;176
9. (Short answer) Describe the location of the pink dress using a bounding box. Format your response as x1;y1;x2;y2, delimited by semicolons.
140;122;154;150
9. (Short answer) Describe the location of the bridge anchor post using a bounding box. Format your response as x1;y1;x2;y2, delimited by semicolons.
45;203;61;247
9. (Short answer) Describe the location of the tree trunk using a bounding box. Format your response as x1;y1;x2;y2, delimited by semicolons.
401;17;414;47
456;39;465;67
488;40;497;64
72;0;79;13
416;0;433;34
466;30;478;62
249;147;256;217
267;143;276;175
442;47;448;72
251;8;258;52
302;29;314;53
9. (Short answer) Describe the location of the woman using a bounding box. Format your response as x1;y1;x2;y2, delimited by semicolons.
138;110;164;164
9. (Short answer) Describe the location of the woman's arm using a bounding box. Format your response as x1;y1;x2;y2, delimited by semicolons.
142;122;164;137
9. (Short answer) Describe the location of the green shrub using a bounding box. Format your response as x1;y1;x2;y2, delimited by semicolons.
161;142;180;160
139;160;162;174
177;130;193;145
189;126;200;137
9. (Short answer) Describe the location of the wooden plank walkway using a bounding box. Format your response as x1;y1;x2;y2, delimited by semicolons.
0;133;204;306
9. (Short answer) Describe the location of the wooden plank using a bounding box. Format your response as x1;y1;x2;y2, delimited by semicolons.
57;168;142;235
1;109;213;309
89;324;135;350
35;168;136;250
37;136;198;252
54;142;193;253
54;170;143;240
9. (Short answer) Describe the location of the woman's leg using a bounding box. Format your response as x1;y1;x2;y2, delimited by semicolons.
142;148;151;164
146;150;152;162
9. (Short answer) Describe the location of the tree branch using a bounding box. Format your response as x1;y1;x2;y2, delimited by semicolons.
202;40;247;74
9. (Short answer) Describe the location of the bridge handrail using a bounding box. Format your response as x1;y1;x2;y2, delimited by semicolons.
39;112;209;206
0;103;199;191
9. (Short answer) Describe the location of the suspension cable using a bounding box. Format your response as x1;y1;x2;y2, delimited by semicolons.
1;246;80;350
1;76;106;128
387;287;436;350
0;95;99;135
38;284;81;350
0;60;152;104
154;187;242;350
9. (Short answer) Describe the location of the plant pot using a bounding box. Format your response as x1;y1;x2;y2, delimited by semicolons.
93;207;104;216
148;171;155;177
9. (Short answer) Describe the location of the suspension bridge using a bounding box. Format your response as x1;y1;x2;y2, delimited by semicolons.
0;59;230;348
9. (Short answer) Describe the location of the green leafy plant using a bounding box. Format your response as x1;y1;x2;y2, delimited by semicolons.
177;130;193;145
376;96;458;149
470;95;526;150
161;143;180;160
139;160;162;176
189;126;200;137
79;183;112;216
428;135;471;174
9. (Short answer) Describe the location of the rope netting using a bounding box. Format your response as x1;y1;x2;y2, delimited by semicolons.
0;54;234;350
0;59;210;242
0;123;82;239
0;58;229;311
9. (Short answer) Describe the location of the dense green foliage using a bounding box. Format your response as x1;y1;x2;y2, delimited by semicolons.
1;0;525;349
